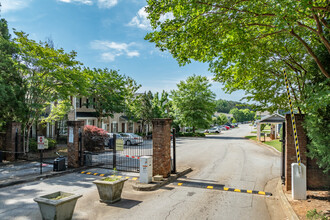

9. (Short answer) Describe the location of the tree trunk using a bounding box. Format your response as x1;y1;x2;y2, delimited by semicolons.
193;126;195;133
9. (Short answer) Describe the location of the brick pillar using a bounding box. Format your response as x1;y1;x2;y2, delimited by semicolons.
152;119;172;178
285;114;307;191
5;122;21;161
67;121;85;168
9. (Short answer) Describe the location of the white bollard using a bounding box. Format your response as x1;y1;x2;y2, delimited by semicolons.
140;156;152;184
291;163;307;200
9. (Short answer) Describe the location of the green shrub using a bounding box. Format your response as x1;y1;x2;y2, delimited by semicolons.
306;209;328;220
28;138;56;152
177;132;205;137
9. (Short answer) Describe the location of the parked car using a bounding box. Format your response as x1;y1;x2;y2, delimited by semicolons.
105;133;123;148
121;133;143;145
217;126;227;131
204;127;221;133
223;125;230;130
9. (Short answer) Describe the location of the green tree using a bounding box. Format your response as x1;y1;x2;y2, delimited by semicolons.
217;114;228;125
146;0;330;78
14;31;87;152
129;90;170;134
171;75;215;133
86;68;140;127
0;18;25;129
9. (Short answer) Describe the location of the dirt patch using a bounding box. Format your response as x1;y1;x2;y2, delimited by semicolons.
284;188;330;219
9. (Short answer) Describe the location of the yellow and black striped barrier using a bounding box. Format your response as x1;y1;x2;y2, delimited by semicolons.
176;181;272;196
283;70;301;166
80;171;139;181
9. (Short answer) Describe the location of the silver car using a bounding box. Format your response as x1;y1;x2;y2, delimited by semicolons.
121;133;143;145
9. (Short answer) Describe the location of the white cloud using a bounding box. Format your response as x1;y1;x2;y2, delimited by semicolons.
57;0;118;8
97;0;118;8
91;40;139;62
0;0;32;13
127;51;140;57
128;6;174;30
128;7;151;30
57;0;93;5
101;52;117;62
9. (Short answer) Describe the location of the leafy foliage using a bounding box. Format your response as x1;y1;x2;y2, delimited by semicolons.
229;108;255;122
306;209;329;220
176;132;205;137
128;90;171;133
215;99;252;113
303;79;330;172
171;75;215;132
85;68;140;126
216;114;228;125
83;125;108;152
0;18;25;129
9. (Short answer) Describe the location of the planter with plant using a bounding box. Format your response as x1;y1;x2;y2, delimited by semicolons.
93;169;127;204
34;191;82;220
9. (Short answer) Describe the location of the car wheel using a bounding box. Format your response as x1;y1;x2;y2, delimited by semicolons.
126;140;131;146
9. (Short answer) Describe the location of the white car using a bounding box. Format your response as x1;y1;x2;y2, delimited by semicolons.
120;133;143;145
204;127;221;133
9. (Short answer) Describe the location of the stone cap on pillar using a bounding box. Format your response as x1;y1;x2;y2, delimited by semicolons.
67;121;85;127
152;118;173;126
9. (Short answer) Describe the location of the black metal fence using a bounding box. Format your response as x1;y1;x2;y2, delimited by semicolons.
86;134;153;172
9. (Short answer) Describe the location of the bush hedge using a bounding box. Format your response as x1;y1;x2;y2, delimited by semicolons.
177;132;205;137
29;138;57;152
84;125;108;152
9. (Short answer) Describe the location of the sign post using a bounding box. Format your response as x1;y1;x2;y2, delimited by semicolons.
37;136;45;174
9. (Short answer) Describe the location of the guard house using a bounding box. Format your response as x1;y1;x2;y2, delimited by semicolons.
256;113;285;141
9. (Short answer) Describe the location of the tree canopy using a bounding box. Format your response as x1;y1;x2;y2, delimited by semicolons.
0;19;25;129
85;68;140;126
146;0;329;78
171;75;215;132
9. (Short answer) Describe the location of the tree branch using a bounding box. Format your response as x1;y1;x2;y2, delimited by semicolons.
289;29;329;78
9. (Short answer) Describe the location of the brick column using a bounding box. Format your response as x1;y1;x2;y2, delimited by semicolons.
285;114;307;191
5;122;21;161
152;119;172;178
67;121;85;168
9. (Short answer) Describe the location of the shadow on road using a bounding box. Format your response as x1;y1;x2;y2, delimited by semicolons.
106;198;142;209
204;136;246;140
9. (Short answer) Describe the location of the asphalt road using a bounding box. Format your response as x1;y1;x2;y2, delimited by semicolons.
0;124;283;220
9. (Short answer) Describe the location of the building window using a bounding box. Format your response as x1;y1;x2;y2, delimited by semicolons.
111;122;118;133
76;97;81;109
128;122;133;133
58;120;67;135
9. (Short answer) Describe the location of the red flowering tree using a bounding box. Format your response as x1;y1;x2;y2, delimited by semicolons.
83;125;108;152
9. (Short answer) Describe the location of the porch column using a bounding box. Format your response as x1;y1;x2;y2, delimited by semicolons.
152;119;172;177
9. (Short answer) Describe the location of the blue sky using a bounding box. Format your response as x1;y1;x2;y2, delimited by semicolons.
1;0;246;101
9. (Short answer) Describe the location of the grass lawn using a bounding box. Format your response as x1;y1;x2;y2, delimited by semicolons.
264;139;282;152
245;135;282;152
245;136;257;141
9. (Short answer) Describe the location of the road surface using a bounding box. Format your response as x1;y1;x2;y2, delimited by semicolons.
0;124;284;220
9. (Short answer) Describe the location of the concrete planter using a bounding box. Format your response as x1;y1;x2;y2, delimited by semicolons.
34;191;82;220
93;178;127;203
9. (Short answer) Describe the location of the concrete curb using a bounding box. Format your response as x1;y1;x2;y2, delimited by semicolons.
0;164;102;188
277;178;300;220
132;167;193;191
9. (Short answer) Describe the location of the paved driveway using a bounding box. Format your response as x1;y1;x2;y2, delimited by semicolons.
0;124;283;220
